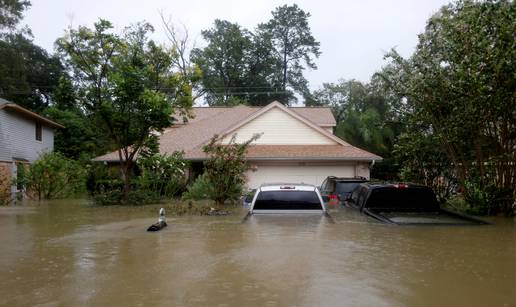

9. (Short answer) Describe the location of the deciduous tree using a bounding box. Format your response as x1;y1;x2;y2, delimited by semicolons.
259;4;321;104
384;0;515;214
57;20;195;199
203;133;260;206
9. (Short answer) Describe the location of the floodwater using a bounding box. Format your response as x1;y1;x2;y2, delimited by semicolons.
0;200;515;307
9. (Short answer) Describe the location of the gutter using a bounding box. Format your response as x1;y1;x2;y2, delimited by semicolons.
94;156;383;163
1;103;65;129
187;156;383;162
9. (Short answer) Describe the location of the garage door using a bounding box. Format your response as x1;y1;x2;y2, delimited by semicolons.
246;163;356;189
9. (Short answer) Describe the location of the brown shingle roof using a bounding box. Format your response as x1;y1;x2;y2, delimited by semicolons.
186;145;382;161
184;105;336;126
93;102;380;162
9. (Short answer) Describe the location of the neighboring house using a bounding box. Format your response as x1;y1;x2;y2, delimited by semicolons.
94;101;381;188
0;98;64;200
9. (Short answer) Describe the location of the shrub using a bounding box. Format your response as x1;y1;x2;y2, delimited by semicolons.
202;133;260;205
463;179;514;216
0;170;11;205
21;152;86;200
182;173;214;200
92;189;162;206
86;163;122;195
136;152;188;197
395;131;457;204
92;190;124;206
89;152;188;206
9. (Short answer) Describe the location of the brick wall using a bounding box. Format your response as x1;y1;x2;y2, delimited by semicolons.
0;161;12;205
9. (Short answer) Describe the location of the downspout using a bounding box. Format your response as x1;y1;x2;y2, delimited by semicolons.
369;160;376;180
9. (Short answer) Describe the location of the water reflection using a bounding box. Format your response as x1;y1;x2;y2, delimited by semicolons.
0;200;515;306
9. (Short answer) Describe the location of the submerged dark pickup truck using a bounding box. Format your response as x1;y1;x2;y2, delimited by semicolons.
345;183;488;225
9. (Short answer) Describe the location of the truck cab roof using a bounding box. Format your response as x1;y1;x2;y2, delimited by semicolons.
258;183;317;192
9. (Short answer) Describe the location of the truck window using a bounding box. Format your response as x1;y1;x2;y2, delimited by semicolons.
335;182;362;194
365;188;439;210
253;191;322;210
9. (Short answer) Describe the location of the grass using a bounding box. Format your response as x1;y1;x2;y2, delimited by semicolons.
90;197;242;216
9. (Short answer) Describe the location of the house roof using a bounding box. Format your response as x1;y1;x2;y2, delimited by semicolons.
187;145;381;161
181;105;336;126
218;101;350;147
93;101;381;162
0;98;64;129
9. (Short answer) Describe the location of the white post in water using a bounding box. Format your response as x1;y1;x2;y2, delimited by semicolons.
159;208;166;224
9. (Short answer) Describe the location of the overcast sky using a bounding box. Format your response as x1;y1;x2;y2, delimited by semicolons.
24;0;450;90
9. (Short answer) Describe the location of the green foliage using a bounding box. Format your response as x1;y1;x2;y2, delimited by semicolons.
92;189;160;206
0;173;11;205
395;131;456;203
44;77;114;160
92;190;123;206
86;163;123;195
0;0;30;31
202;134;260;205
137;151;188;197
57;19;195;197
88;152;188;205
191;19;283;106
444;195;473;214
182;173;214;201
192;20;251;105
463;177;514;216
384;0;516;214
192;4;319;105
312;78;404;179
0;32;64;111
259;4;321;104
20;152;86;200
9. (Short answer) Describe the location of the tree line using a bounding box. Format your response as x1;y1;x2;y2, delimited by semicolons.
0;0;514;214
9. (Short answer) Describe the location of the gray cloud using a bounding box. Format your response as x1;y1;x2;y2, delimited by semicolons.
23;0;450;90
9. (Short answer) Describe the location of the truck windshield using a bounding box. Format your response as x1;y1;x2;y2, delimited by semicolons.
253;191;322;210
365;187;440;211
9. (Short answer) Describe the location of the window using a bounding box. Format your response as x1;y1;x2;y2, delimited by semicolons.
16;163;25;191
35;122;42;141
366;188;439;211
253;191;323;210
320;179;328;192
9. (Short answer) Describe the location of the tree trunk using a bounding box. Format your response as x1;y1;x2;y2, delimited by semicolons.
122;162;131;201
282;48;287;92
117;149;131;202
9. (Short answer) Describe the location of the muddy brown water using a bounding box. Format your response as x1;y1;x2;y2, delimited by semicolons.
0;200;515;307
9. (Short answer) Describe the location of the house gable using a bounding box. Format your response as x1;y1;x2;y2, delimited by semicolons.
0;108;55;162
221;104;338;145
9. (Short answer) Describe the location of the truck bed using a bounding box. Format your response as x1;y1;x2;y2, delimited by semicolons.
363;208;489;226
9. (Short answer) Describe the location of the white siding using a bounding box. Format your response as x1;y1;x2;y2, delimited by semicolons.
0;109;54;162
245;162;362;189
0;110;10;161
222;107;337;145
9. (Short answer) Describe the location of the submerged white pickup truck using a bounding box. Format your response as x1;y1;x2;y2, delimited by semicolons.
249;183;326;214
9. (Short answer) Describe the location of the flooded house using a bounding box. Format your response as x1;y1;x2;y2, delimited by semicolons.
94;101;381;188
0;98;64;202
